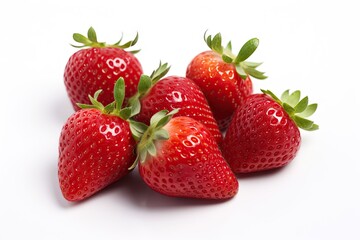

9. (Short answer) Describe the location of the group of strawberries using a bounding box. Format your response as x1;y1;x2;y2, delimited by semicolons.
58;27;318;202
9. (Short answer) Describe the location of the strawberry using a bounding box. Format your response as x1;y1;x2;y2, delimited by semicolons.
130;110;238;199
222;89;319;173
186;32;266;130
128;63;223;145
64;27;143;110
58;78;138;201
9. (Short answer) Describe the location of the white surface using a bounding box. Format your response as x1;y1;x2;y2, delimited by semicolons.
1;0;359;239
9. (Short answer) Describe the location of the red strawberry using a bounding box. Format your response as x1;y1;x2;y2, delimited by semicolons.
58;78;137;201
186;32;266;130
64;27;143;110
222;90;319;173
130;110;238;199
128;63;223;145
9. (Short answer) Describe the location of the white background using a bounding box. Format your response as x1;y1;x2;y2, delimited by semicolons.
1;0;359;239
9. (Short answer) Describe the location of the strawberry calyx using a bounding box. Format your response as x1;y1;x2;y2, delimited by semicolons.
261;89;319;131
77;77;129;117
77;77;147;141
204;31;267;80
71;27;140;53
127;62;171;117
128;109;179;170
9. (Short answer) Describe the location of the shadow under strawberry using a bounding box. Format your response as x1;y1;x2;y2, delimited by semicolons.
235;167;286;180
111;169;233;209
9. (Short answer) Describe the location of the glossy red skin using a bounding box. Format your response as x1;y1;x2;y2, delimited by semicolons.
64;47;143;110
135;76;223;145
139;117;238;199
186;50;253;130
222;94;301;173
58;109;136;201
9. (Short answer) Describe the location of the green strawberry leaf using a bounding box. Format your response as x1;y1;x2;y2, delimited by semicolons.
243;66;267;80
150;62;171;83
245;61;263;68
293;115;315;130
130;128;143;142
119;107;132;120
155;109;179;128
87;27;98;43
77;89;107;112
281;89;290;102
138;75;152;94
204;31;223;54
212;33;223;54
235;38;259;63
222;41;234;63
154;129;169;140
114;77;125;113
283;102;295;115
76;103;94;109
235;65;247;80
225;41;232;51
222;54;233;63
287;90;301;107
130;99;141;117
307;123;319;131
155;115;172;129
130;120;148;134
294;96;309;113
261;89;281;103
129;120;148;141
104;102;116;114
118;32;139;49
139;149;148;164
73;33;91;45
93;89;102;100
147;142;157;156
89;90;104;110
205;34;212;49
150;110;168;126
298;103;318;118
